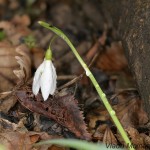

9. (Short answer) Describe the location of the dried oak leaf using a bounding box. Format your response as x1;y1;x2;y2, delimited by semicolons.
14;44;31;82
30;47;45;69
15;87;91;140
112;90;149;128
96;42;128;71
0;42;31;113
86;105;110;129
0;20;31;45
93;124;108;141
0;117;18;132
11;14;31;26
126;127;145;150
0;91;16;113
0;42;19;92
0;40;31;92
86;89;148;142
0;116;64;150
0;19;44;69
89;90;148;129
103;127;117;145
0;131;62;150
140;133;150;146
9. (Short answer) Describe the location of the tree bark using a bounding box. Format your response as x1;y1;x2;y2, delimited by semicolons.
101;0;150;118
120;0;150;119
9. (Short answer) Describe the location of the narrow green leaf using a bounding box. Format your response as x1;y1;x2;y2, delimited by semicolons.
34;139;124;150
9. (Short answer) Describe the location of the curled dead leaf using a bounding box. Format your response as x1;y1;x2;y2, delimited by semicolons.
0;42;31;113
0;42;31;92
13;44;31;82
0;20;32;92
0;43;19;92
15;86;91;140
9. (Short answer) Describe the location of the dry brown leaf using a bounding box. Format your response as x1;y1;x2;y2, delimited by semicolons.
11;14;31;26
0;0;7;5
16;86;91;140
0;43;19;92
0;19;45;71
103;127;117;145
0;115;29;133
115;72;136;90
0;117;65;150
86;32;107;61
86;108;110;129
0;21;32;92
0;118;18;132
113;90;149;128
96;42;128;71
86;89;148;144
140;133;150;146
93;124;108;141
0;42;31;113
0;21;31;45
0;42;31;92
0;92;16;113
30;134;41;144
0;131;61;150
30;47;45;69
0;132;32;150
126;127;145;150
14;44;31;82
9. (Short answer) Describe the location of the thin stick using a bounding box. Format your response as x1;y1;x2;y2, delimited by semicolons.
38;21;134;150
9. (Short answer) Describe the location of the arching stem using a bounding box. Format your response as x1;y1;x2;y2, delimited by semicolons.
38;21;134;150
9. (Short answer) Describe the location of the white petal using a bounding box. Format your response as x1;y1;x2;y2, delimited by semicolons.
40;60;53;100
32;61;45;95
50;62;57;95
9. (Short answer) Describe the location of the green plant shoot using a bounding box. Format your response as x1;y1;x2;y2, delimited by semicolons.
38;21;134;150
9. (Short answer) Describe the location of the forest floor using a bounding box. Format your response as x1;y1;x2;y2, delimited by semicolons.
0;0;150;150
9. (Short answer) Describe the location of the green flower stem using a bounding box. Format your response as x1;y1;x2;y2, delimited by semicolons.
38;21;134;150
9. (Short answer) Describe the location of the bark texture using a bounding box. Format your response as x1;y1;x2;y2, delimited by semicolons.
120;1;150;119
101;0;150;118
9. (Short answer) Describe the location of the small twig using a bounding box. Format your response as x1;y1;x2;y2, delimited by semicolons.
0;91;12;95
58;75;83;90
57;75;77;80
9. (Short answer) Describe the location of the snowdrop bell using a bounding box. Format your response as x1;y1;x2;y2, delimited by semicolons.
32;48;57;101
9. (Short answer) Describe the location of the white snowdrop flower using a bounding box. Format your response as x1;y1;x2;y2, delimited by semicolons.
32;48;57;101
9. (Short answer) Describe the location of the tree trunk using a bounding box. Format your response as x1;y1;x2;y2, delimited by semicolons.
101;0;150;119
120;0;150;119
